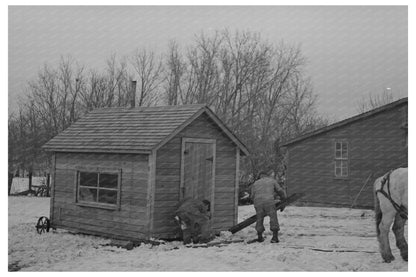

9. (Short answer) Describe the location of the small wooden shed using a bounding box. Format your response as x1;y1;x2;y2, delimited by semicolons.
43;105;249;240
282;98;407;208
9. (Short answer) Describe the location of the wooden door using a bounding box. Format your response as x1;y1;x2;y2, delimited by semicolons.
180;138;216;210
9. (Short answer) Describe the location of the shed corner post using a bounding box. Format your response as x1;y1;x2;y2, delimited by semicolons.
146;150;157;239
285;147;290;196
179;137;186;200
234;147;240;226
49;152;57;225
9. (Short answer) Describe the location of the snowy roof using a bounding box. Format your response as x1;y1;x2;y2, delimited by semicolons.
43;104;249;155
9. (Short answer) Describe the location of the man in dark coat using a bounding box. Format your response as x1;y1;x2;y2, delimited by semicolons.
174;198;214;244
250;170;287;243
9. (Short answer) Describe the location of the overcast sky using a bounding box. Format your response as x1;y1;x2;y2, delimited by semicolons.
8;6;407;120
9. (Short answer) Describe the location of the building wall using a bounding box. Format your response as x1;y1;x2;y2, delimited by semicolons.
153;113;237;238
286;104;407;208
51;152;149;240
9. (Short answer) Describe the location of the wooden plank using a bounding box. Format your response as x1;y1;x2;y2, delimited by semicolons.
155;182;180;192
52;223;148;241
54;185;148;201
156;162;181;170
215;175;236;182
211;141;216;222
146;150;156;239
61;213;147;231
154;193;180;201
151;225;180;237
153;200;180;208
156;175;181;182
214;210;235;217
183;138;216;144
73;170;78;203
122;192;148;201
152;218;179;228
56;157;148;175
57;152;146;163
215;199;234;207
215;186;234;193
179;137;186;200
53;195;147;211
152;209;177;219
215;192;235;199
61;210;147;228
215;167;235;176
155;152;181;163
216;157;237;166
229;193;306;234
156;168;181;176
57;219;146;239
54;200;147;218
54;167;148;177
214;203;235;211
50;153;56;223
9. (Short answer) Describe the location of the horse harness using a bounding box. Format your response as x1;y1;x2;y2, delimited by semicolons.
376;170;408;220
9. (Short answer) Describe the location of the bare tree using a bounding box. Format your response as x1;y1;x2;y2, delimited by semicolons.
356;90;396;113
161;29;327;176
164;40;185;105
9;29;327;185
130;49;164;106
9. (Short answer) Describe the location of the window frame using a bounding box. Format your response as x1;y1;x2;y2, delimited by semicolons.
334;140;349;179
75;167;122;210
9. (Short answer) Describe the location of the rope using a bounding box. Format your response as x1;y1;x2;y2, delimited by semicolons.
376;170;408;220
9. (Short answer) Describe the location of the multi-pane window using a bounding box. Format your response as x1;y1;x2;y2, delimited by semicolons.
334;141;348;177
77;170;120;208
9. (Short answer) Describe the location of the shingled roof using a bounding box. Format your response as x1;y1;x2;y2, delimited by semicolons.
43;104;249;155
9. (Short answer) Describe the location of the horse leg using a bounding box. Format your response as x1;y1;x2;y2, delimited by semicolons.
392;213;408;261
377;209;396;263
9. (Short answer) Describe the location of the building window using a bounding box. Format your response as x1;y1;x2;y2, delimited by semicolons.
334;141;348;178
76;170;121;209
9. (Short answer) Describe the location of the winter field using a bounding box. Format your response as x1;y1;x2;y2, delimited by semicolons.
8;196;407;271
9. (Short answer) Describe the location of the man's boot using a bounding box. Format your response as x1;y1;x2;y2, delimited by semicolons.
271;230;279;243
257;232;264;242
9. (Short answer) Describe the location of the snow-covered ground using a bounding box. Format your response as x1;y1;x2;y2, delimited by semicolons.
8;196;407;271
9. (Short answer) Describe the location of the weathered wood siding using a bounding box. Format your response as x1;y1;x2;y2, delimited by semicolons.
286;104;407;208
153;113;237;238
51;152;149;240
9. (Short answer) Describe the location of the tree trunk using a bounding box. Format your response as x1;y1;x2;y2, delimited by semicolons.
28;171;33;192
46;173;50;197
8;172;13;195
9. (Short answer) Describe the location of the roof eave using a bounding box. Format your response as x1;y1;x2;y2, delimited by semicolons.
281;97;408;147
42;147;152;155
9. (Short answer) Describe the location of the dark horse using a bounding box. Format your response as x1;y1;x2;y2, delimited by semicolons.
374;167;408;263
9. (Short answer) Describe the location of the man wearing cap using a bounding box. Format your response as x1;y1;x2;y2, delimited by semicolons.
250;170;287;243
174;198;213;244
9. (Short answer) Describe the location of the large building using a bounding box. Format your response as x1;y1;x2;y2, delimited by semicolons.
282;98;407;208
43;105;249;241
